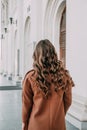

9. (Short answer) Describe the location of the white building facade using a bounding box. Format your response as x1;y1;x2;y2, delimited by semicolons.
0;0;87;129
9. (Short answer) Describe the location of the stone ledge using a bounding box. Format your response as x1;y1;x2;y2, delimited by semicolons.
66;93;87;130
66;113;87;130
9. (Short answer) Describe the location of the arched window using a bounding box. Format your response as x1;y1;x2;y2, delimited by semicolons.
60;7;66;68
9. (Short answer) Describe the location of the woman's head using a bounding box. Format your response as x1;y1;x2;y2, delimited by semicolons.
32;39;64;98
33;39;58;70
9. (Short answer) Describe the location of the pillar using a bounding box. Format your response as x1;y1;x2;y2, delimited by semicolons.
15;0;23;84
7;0;14;80
3;28;8;76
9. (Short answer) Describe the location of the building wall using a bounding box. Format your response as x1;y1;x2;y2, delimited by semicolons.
66;0;87;129
1;0;66;77
1;0;87;129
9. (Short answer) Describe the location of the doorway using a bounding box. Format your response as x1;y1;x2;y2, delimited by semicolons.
59;7;66;68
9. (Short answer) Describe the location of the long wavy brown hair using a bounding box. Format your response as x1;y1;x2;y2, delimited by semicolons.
33;39;73;98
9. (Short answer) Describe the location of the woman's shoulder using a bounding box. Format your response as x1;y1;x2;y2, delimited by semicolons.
64;69;75;87
26;69;35;77
23;69;36;81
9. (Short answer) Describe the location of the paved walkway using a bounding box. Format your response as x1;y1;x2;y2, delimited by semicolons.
0;75;79;130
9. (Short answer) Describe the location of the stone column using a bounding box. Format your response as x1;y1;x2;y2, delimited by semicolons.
66;0;87;129
6;0;13;80
3;1;8;76
0;34;5;74
0;2;6;74
15;0;23;84
3;28;8;76
7;18;13;80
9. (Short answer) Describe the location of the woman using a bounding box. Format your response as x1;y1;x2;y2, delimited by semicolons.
22;39;74;130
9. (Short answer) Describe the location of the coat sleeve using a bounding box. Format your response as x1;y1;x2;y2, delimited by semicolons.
63;70;74;115
63;81;72;115
22;75;33;130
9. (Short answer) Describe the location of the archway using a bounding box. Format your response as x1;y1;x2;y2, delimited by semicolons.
24;17;31;74
59;7;66;67
43;0;66;61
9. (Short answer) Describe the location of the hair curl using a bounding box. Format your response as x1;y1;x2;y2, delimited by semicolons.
33;39;70;98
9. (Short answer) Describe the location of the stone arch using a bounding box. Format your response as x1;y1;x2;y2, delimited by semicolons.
53;0;66;61
43;0;66;59
43;0;54;40
24;16;31;74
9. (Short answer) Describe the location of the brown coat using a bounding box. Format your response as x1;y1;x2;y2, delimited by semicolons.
22;69;73;130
